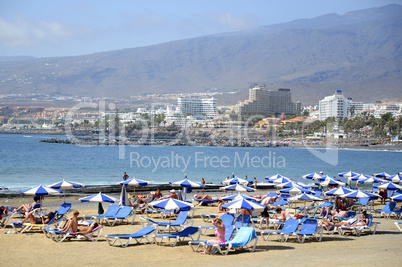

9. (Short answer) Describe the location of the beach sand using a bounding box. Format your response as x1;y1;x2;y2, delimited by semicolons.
1;196;401;267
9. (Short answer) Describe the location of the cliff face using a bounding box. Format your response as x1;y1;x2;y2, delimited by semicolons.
1;4;401;104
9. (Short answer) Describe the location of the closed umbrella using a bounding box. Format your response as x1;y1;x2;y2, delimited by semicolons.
48;179;84;202
120;184;130;206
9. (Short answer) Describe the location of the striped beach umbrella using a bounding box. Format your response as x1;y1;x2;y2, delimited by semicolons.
342;190;380;200
79;192;117;203
325;187;355;197
170;177;204;199
220;184;256;192
386;174;402;183
48;179;85;202
377;182;402;191
119;178;151;187
269;177;292;184
80;192;117;221
222;198;265;226
280;186;313;195
265;174;287;181
220;193;258;202
275;181;308;189
320;178;346;187
149;198;193;211
302;172;325;180
221;177;250;186
20;185;62;196
358;177;384;184
373;172;391;178
338;171;360;178
350;174;372;181
391;194;402;202
287;193;323;216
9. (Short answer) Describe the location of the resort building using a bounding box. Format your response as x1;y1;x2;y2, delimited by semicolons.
319;90;364;120
176;97;217;119
234;86;301;116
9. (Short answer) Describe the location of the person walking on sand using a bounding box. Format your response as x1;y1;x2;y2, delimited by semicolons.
122;172;129;181
201;178;205;193
254;177;258;190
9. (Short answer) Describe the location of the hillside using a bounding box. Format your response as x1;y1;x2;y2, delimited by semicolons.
0;4;401;105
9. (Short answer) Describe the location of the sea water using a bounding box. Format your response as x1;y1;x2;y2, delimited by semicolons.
0;133;401;190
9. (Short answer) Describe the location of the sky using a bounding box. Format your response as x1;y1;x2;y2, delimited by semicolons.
1;0;401;58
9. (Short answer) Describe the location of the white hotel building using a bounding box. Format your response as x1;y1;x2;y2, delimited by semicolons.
319;90;363;121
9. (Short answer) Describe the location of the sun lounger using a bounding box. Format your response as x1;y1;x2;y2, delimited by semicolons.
140;211;194;233
3;202;43;227
153;226;201;246
10;208;65;234
200;213;235;235
104;206;136;226
105;226;156;247
234;215;252;229
202;227;258;255
83;204;120;223
200;213;216;222
189;225;235;252
261;219;299;242
291;219;323;243
394;221;402;231
374;202;396;218
339;214;377;236
381;205;402;219
192;198;218;206
43;222;103;242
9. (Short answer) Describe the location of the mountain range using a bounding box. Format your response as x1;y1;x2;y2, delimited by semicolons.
1;4;401;105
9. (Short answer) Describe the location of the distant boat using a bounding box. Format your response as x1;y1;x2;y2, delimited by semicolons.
23;135;32;138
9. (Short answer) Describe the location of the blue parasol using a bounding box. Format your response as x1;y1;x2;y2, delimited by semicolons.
48;179;84;202
20;184;62;196
219;184;255;192
386;174;402;183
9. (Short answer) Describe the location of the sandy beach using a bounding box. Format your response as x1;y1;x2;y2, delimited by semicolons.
1;194;401;267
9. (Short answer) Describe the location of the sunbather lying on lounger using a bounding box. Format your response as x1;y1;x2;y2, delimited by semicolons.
12;196;41;213
194;194;225;201
20;211;54;225
62;210;99;234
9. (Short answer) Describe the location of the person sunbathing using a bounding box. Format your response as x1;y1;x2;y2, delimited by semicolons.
20;211;54;225
158;189;177;200
62;210;99;234
339;211;369;227
275;207;292;222
217;202;230;215
201;218;225;254
13;196;41;214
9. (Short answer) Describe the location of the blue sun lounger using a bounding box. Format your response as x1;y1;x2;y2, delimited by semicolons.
261;219;300;242
339;214;377;236
202;227;258;255
105;226;156;247
104;206;136;226
189;225;235;252
153;226;201;246
140;211;193;233
290;219;323;243
83;204;120;223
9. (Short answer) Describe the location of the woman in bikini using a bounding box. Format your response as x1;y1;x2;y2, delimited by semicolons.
201;218;226;254
62;210;99;234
